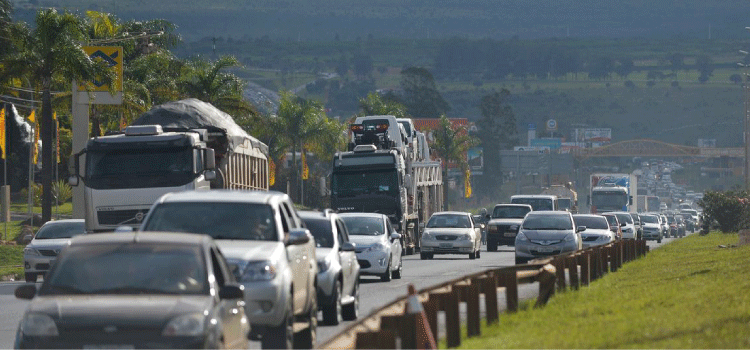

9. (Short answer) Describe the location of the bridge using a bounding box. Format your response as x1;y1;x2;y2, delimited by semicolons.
574;139;743;160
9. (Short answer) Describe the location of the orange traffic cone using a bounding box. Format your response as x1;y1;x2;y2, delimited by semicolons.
405;284;437;350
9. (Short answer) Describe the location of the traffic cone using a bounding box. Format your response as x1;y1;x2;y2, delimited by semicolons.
405;284;437;350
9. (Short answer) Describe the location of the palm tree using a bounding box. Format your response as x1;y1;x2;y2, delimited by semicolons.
430;115;479;209
275;91;333;203
178;55;257;118
1;8;115;222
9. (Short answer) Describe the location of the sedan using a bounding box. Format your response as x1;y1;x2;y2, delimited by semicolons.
573;214;615;248
23;219;85;282
639;214;663;243
515;211;582;264
14;232;250;349
420;211;482;260
339;213;402;282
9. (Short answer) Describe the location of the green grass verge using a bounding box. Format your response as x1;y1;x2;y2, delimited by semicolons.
9;202;73;216
457;233;750;349
0;245;24;280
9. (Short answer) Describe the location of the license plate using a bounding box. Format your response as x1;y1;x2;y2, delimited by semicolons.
504;232;516;237
439;243;453;248
536;247;554;253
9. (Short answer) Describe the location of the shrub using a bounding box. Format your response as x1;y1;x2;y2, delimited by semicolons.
698;190;750;233
53;180;72;204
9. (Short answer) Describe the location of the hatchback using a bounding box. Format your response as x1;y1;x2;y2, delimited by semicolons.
515;211;582;264
339;213;402;282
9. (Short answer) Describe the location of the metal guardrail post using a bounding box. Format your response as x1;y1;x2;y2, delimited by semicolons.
479;274;499;325
356;330;396;349
467;281;482;337
423;296;439;341
590;247;600;281
566;255;579;290
608;245;617;273
554;257;566;291
600;245;609;275
499;269;518;313
535;264;557;307
578;251;590;286
441;289;461;348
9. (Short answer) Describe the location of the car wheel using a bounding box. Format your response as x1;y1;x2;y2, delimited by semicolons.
322;280;342;326
469;251;476;260
420;252;428;260
24;273;36;283
294;292;317;349
380;257;392;282
392;255;402;279
342;279;359;321
487;239;498;252
476;249;481;259
657;236;662;243
261;298;294;349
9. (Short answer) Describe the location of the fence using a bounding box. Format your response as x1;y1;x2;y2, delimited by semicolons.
321;238;649;349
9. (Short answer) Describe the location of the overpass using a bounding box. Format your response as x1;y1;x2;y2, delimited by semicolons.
574;139;743;161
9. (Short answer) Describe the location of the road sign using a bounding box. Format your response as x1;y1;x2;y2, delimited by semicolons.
546;119;557;132
79;46;123;93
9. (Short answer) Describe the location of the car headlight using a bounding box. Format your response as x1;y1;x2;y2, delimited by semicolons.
239;260;277;282
516;231;529;242
509;225;519;231
487;225;498;233
317;257;332;272
564;233;576;242
364;243;386;252
163;313;205;336
21;313;58;336
598;235;610;241
422;232;433;240
457;234;471;241
23;247;40;256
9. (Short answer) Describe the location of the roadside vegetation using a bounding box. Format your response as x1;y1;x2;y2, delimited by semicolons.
457;232;750;349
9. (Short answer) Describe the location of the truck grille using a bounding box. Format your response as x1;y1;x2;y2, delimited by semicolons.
97;209;148;226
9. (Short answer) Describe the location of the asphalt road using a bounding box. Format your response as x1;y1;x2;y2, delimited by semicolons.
0;234;685;349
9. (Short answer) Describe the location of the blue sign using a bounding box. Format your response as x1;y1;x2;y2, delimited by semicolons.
528;123;537;130
530;138;562;150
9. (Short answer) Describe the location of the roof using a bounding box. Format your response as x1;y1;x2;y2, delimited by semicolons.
492;203;532;208
511;194;558;199
337;212;388;219
70;231;209;246
157;189;286;205
430;211;471;216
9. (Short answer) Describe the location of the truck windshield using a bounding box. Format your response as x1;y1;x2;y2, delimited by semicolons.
591;191;628;209
510;198;553;211
492;206;530;219
331;169;398;197
86;147;195;189
141;202;278;241
558;198;572;211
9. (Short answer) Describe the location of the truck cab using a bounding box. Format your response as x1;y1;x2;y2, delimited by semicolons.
485;204;532;251
510;194;558;211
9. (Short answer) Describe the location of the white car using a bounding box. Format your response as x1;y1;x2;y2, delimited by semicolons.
572;214;615;248
610;212;638;240
420;211;482;259
339;213;403;282
23;219;85;282
140;190;318;350
639;213;663;243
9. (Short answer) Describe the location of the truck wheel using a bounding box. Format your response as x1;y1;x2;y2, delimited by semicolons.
476;249;481;259
469;251;476;260
322;280;342;326
261;299;294;349
487;239;498;252
24;273;36;283
420;252;428;260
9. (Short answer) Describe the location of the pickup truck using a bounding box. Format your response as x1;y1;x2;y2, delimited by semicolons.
485;204;532;251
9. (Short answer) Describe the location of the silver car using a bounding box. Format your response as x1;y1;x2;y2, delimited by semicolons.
639;214;663;243
339;213;403;282
23;219;85;282
515;211;582;264
610;212;637;240
420;211;482;260
298;210;360;326
572;214;615;248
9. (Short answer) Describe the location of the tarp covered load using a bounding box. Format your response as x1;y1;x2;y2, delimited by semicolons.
132;98;268;156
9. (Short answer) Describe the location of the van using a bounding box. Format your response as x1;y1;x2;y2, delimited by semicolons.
510;194;559;211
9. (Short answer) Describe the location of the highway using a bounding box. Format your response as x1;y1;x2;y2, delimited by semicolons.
0;236;681;349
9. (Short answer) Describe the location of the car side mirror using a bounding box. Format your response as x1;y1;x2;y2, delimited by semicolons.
390;233;401;241
15;285;36;300
286;228;311;246
204;148;216;170
480;223;486;230
219;284;244;300
341;242;356;252
577;226;586;233
68;175;79;187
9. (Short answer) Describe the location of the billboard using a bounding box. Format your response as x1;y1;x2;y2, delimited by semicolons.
530;138;562;150
698;139;716;148
573;128;612;142
467;147;483;175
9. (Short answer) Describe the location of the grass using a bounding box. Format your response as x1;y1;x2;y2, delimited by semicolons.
457;232;750;349
9;201;72;216
0;245;24;280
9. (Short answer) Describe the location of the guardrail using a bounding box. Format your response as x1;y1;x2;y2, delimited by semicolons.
321;238;649;349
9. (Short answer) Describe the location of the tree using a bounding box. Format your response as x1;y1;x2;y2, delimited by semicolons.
614;58;634;79
476;89;518;198
1;8;115;222
696;55;714;84
400;67;450;119
666;52;685;78
357;92;409;119
587;56;613;80
730;74;743;84
178;55;258;118
430;115;479;209
352;52;373;80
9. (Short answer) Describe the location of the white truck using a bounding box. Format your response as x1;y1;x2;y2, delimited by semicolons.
540;184;578;213
69;99;269;232
588;173;638;214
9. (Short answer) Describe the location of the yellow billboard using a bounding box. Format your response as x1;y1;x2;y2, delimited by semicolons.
78;46;123;92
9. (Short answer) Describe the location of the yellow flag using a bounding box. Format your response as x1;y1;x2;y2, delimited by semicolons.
301;150;309;180
28;109;36;124
269;159;276;186
0;107;5;160
464;169;472;198
56;116;60;163
32;111;39;165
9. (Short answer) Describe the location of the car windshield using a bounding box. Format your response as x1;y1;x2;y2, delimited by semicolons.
341;216;384;236
41;243;207;295
682;210;698;216
572;216;609;229
34;222;85;239
426;214;471;228
522;215;573;230
301;218;334;248
492;206;530;219
511;197;553;211
603;215;618;227
142;202;278;241
614;213;634;224
640;215;660;224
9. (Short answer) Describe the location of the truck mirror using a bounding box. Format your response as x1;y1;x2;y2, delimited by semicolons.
204;170;217;181
68;176;79;187
204;149;216;170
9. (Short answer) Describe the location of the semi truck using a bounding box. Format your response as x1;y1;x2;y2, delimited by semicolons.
540;183;578;213
588;173;638;214
69;99;269;232
331;115;443;255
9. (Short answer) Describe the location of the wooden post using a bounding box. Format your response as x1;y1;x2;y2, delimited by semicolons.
554;257;566;291
536;264;556;307
566;255;579;290
480;275;499;325
356;330;396;349
577;252;590;286
424;296;439;341
609;245;617;273
441;288;461;348
499;269;518;313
